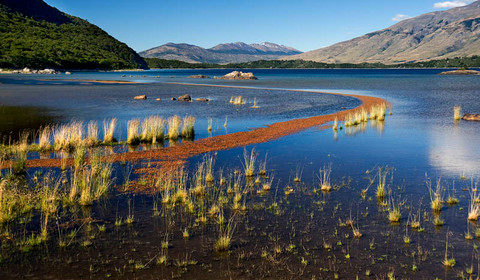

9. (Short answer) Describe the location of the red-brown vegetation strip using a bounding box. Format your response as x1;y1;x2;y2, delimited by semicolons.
19;85;387;169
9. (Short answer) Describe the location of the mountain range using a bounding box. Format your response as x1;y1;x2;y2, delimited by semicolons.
285;1;480;64
139;42;302;64
0;0;147;69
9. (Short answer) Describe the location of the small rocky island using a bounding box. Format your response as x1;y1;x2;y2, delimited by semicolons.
188;75;210;79
462;113;480;121
438;69;480;75
214;71;258;80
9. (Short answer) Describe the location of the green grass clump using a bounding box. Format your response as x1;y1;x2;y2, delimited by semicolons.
243;148;257;177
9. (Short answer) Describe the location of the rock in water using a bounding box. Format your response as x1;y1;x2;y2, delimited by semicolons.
195;98;209;102
177;94;192;101
134;95;147;100
462;113;480;121
214;71;258;80
188;75;210;79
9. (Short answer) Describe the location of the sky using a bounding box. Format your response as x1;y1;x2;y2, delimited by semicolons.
44;0;476;53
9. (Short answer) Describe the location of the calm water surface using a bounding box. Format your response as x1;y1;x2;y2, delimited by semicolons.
1;69;480;279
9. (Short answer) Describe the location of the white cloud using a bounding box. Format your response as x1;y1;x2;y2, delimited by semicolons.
392;14;411;22
433;0;475;9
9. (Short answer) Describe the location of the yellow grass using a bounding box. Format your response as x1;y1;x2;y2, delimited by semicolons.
454;105;462;121
181;115;196;139
167;115;182;140
127;119;140;145
103;118;117;143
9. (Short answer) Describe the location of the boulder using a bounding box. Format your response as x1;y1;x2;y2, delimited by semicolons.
65;71;72;75
156;98;161;101
171;97;177;101
188;75;210;79
195;98;209;102
177;94;192;101
38;68;57;74
134;95;147;100
462;113;480;121
214;71;258;80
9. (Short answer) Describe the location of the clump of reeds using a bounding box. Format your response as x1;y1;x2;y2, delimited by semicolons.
181;115;195;139
167;115;182;140
103;118;117;143
205;154;215;183
262;175;274;191
332;117;338;131
442;231;455;268
258;154;268;176
376;167;389;200
127;119;141;145
369;103;387;121
243;148;257;177
468;186;480;221
251;97;259;108
387;194;401;223
141;116;166;143
293;165;303;183
53;121;84;150
69;151;112;206
454;105;462;121
426;177;443;212
38;126;51;151
207;117;213;132
215;215;236;252
86;121;99;147
229;96;246;105
318;164;332;192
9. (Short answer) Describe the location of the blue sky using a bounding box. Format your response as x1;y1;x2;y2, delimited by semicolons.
44;0;476;52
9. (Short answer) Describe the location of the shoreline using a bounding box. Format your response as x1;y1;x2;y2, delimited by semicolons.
14;84;387;169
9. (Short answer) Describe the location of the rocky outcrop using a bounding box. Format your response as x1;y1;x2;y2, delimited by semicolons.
462;113;480;121
188;75;210;79
177;94;192;101
134;95;147;100
439;69;480;75
214;71;258;80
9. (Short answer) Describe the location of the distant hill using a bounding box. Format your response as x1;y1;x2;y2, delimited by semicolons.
0;0;147;70
286;1;480;64
140;42;302;64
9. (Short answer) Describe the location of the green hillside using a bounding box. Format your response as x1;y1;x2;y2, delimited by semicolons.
0;0;147;70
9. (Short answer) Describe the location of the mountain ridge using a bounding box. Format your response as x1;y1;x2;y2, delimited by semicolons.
140;42;302;64
285;1;480;64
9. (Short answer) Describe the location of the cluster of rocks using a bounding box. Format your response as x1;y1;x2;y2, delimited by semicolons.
214;71;258;80
188;75;210;79
0;68;72;75
134;94;209;102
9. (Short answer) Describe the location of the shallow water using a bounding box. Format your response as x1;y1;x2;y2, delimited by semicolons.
1;69;480;279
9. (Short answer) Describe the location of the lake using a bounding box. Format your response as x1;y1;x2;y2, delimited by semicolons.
0;69;479;279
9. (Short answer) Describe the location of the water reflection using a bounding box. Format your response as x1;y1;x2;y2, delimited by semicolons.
429;125;480;176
